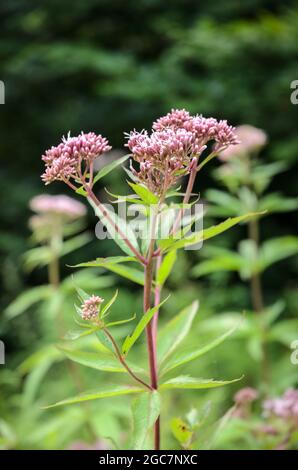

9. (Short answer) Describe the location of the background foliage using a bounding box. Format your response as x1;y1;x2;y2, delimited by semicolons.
0;0;297;449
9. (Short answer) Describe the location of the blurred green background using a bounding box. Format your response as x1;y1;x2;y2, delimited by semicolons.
0;0;297;450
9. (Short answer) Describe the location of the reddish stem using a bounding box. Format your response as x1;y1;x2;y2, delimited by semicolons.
86;187;146;265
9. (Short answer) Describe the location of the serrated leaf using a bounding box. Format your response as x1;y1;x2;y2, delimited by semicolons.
44;385;144;408
122;296;170;356
72;256;137;268
157;301;199;366
72;257;143;284
159;212;264;252
58;348;145;374
131;391;161;450
160;376;242;390
59;348;124;372
160;322;239;375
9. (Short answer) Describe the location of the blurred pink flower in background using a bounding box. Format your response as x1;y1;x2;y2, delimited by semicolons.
30;194;86;219
218;124;267;160
234;387;259;405
263;388;298;423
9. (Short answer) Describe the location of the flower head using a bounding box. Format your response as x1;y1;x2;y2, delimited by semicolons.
81;295;104;321
126;110;239;194
41;132;111;186
263;388;298;422
152;108;192;131
30;194;86;219
218;125;267;160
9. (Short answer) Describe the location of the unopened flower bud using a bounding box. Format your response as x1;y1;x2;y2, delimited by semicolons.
81;295;104;320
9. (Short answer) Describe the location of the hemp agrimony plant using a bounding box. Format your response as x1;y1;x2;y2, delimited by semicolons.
41;109;261;450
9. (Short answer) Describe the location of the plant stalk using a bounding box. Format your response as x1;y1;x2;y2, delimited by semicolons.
248;217;270;387
103;327;152;391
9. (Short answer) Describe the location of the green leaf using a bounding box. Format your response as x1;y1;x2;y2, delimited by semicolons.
131;391;161;450
72;256;137;268
122;296;170;356
128;182;159;205
58;348;145;374
59;348;124;372
60;233;91;257
64;327;98;341
161;322;239;375
72;257;144;284
100;263;144;285
106;314;136;327
192;254;242;277
258;236;298;272
88;197;140;257
93;154;130;184
44;385;144;408
74;285;90;302
101;290;118;318
5;285;52;319
157;301;199;366
171;418;193;447
160;376;242;390
156;250;177;286
206;189;242;217
159;212;264;252
23;359;53;407
258;193;298;213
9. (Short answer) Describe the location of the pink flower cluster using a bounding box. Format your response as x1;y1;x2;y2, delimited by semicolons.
81;295;104;320
30;194;86;219
263;388;298;422
41;132;111;185
126;109;239;193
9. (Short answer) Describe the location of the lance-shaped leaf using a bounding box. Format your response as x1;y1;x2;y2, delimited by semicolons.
88;197;140;257
156;250;177;286
58;348;145;374
131;391;161;450
159;212;265;252
100;263;144;285
63;327;99;341
105;313;136;328
93;154;130;184
128;182;159;205
5;285;52;319
122;296;170;356
72;256;137;268
44;385;144;409
101;290;118;318
160;322;240;375
73;256;144;285
157;301;199;366
160;376;242;390
76;154;131;195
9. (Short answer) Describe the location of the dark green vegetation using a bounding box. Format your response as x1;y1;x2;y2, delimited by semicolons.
0;0;297;449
